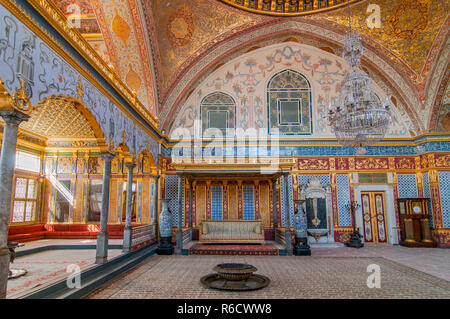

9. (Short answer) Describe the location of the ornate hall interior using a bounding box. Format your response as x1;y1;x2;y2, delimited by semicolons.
0;0;448;300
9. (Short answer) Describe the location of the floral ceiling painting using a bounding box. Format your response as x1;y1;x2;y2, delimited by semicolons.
51;0;449;134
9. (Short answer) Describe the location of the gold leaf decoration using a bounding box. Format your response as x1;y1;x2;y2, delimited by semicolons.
112;8;131;48
126;64;142;93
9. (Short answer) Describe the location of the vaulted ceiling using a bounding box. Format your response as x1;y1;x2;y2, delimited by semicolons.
52;0;449;134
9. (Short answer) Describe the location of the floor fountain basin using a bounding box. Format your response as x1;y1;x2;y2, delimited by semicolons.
201;262;270;291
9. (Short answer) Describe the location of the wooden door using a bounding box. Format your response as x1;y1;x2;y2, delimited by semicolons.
361;191;388;244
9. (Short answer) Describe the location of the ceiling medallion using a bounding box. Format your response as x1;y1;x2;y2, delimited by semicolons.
218;0;362;16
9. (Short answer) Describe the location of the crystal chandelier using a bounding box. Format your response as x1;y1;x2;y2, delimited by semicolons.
328;1;392;152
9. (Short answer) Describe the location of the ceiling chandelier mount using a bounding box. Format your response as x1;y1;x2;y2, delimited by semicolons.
328;0;392;151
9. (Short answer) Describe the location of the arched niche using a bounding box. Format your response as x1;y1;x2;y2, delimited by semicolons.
20;94;107;150
200;91;236;138
139;150;158;175
266;69;312;135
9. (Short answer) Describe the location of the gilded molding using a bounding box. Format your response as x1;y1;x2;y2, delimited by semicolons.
219;0;362;16
0;0;159;135
0;78;36;116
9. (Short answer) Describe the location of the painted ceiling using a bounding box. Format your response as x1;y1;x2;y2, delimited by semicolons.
51;0;449;133
20;97;96;140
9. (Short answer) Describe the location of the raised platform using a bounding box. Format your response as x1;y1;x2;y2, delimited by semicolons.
8;224;129;243
189;242;281;256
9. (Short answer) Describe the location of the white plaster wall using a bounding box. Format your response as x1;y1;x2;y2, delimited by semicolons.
170;42;410;139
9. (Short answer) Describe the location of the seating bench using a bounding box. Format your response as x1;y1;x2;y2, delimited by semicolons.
8;224;128;242
199;220;264;243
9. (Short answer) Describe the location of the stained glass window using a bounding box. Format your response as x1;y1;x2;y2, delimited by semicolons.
267;69;312;135
201;92;236;137
11;177;39;223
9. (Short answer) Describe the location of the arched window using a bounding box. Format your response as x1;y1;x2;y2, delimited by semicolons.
267;70;312;135
200;92;236;137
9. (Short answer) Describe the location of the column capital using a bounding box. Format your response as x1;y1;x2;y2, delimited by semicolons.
0;78;35;118
125;161;137;170
0;110;29;126
100;152;115;161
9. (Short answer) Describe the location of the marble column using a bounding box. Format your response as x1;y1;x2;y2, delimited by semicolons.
95;152;114;264
154;175;160;238
189;179;193;240
176;174;183;254
122;162;136;252
283;173;293;254
272;178;278;241
0;111;29;299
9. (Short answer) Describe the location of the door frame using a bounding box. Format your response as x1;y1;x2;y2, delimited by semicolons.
354;185;398;244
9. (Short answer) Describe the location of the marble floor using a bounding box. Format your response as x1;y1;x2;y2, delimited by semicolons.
86;245;450;299
7;239;124;298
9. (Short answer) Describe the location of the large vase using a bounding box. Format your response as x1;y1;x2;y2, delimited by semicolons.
294;200;307;239
157;199;173;255
293;199;311;256
158;199;172;238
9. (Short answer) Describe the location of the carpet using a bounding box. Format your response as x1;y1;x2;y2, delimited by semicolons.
189;244;279;256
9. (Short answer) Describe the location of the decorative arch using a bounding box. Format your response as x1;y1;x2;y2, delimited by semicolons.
200;91;236;137
267;69;312;135
115;142;131;157
428;66;450;132
139;149;158;175
160;20;424;135
20;94;108;149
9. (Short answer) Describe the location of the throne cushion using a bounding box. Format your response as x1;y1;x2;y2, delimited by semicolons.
199;220;264;243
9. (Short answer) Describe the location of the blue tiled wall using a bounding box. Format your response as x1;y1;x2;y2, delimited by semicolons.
165;175;184;226
438;172;450;228
243;185;255;220
336;174;351;226
211;186;223;221
397;174;418;198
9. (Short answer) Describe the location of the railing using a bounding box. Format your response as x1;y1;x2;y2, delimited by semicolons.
182;228;191;245
131;224;156;251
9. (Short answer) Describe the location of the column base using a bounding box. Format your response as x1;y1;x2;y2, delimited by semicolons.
95;231;109;264
95;256;108;264
0;248;11;299
122;227;132;252
284;230;293;253
176;231;183;254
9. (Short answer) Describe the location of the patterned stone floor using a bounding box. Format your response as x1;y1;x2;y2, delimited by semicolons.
311;244;450;281
86;246;450;299
7;244;123;298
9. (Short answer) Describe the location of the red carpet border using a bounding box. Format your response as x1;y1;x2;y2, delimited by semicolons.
189;244;279;256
